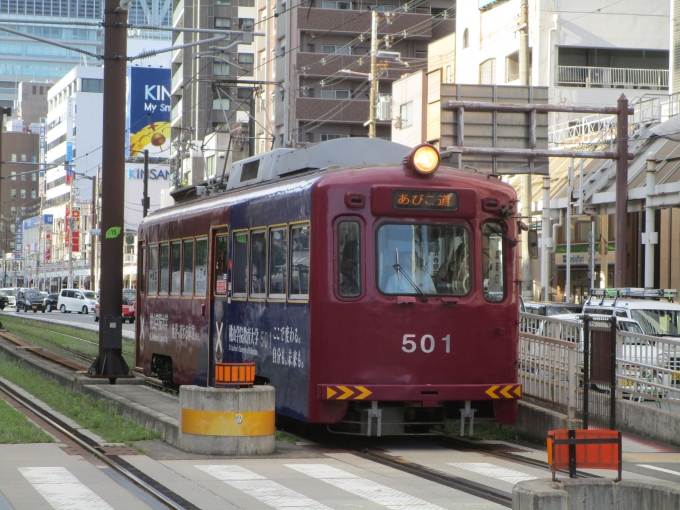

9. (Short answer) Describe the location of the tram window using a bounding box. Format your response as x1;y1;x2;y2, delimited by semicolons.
140;246;146;294
290;223;310;299
159;243;170;295
482;222;505;303
338;221;361;297
233;231;248;297
269;227;287;298
250;229;267;297
170;241;181;296
182;239;194;295
377;224;470;296
148;245;158;294
195;237;208;296
214;234;229;295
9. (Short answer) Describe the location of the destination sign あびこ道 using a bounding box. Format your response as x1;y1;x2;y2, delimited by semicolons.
393;190;458;211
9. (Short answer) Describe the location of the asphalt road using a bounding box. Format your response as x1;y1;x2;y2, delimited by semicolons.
0;305;136;335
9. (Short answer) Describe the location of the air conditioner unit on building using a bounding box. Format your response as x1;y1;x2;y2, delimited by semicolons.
377;94;392;121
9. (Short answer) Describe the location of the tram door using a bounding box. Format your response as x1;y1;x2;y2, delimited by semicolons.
211;230;230;386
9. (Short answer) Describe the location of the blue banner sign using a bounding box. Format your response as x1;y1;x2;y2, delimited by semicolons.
128;67;171;157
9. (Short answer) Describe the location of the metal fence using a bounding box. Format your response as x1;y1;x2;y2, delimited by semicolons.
557;66;669;90
519;313;680;425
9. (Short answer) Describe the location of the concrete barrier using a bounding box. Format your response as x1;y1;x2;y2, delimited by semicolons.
179;385;275;455
513;479;680;510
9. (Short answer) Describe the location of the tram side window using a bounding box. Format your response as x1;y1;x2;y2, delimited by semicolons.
269;228;287;298
159;243;169;295
482;222;505;303
170;241;181;296
140;246;146;294
338;221;361;297
233;231;248;297
182;239;194;295
290;223;310;299
250;229;267;297
148;245;158;294
195;237;208;296
214;234;229;295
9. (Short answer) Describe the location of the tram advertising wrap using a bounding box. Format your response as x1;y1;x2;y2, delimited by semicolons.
128;67;171;157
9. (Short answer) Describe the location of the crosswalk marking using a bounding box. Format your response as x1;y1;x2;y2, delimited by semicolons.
448;463;537;484
19;467;113;510
195;465;331;509
638;464;680;476
286;463;446;510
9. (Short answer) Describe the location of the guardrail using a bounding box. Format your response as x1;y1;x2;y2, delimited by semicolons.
557;66;669;90
519;312;680;417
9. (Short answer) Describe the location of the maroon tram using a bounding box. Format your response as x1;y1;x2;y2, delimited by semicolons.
135;138;522;434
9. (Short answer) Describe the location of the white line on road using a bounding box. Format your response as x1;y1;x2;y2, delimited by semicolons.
448;463;537;484
638;464;680;476
19;467;113;510
286;463;446;510
195;464;331;509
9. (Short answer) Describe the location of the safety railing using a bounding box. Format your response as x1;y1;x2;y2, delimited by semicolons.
557;66;669;90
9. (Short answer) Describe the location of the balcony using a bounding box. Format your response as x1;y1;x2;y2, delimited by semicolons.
171;67;183;96
171;98;183;126
172;31;184;64
296;97;390;124
557;66;669;90
298;8;454;40
173;0;184;27
297;52;423;80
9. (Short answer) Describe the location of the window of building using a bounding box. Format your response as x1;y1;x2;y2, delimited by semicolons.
10;155;16;162
289;223;310;298
338;221;361;297
238;53;254;64
238;18;254;29
505;51;519;83
400;101;413;127
11;172;16;181
321;89;351;99
482;223;505;303
445;65;452;83
81;79;103;93
479;58;496;84
213;62;230;76
182;239;194;295
322;45;351;55
31;190;36;199
9;225;15;234
21;154;26;162
322;1;352;9
215;17;231;28
215;0;231;4
250;229;267;297
10;189;16;198
269;227;287;298
213;98;230;110
31;171;36;181
463;28;469;49
237;88;253;100
195;237;208;296
320;134;349;141
205;155;216;178
21;172;26;181
233;230;248;297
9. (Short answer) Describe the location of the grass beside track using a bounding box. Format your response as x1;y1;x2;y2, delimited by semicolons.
0;352;159;445
0;314;135;368
0;397;54;444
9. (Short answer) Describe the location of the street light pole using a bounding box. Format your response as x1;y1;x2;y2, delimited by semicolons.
87;0;130;382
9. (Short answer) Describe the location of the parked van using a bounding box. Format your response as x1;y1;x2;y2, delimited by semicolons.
583;288;680;337
57;289;98;314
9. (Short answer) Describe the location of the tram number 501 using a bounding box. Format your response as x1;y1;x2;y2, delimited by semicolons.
402;334;450;354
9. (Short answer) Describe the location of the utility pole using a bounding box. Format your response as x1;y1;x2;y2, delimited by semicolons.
142;151;150;218
67;164;73;289
519;0;533;299
87;0;130;381
367;9;379;138
0;107;10;284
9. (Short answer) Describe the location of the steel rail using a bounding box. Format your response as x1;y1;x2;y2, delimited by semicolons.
0;378;190;510
356;448;513;507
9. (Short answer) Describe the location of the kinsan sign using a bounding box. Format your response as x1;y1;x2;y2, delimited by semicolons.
127;167;170;180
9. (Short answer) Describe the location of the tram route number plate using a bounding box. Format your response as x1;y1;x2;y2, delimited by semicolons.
393;190;458;211
216;280;227;294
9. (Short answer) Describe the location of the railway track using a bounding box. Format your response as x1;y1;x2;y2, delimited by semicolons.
0;377;195;510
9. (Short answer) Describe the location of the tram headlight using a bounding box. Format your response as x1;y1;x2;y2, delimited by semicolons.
404;144;440;175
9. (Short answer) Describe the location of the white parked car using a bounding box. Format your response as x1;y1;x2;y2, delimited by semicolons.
0;289;16;309
57;289;98;314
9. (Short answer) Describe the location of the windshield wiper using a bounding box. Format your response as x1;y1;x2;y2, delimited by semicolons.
393;263;428;302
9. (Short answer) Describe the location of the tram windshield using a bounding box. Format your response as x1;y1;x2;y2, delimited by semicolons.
377;224;470;296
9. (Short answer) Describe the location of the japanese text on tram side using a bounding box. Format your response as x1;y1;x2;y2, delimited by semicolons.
171;323;199;342
149;313;169;343
226;325;304;369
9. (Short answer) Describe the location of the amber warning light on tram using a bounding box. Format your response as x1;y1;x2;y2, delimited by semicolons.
403;144;440;175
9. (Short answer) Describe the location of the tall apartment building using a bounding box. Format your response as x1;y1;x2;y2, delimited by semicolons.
259;0;456;148
170;0;257;186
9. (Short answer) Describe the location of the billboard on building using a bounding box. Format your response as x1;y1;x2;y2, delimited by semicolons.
128;67;171;157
